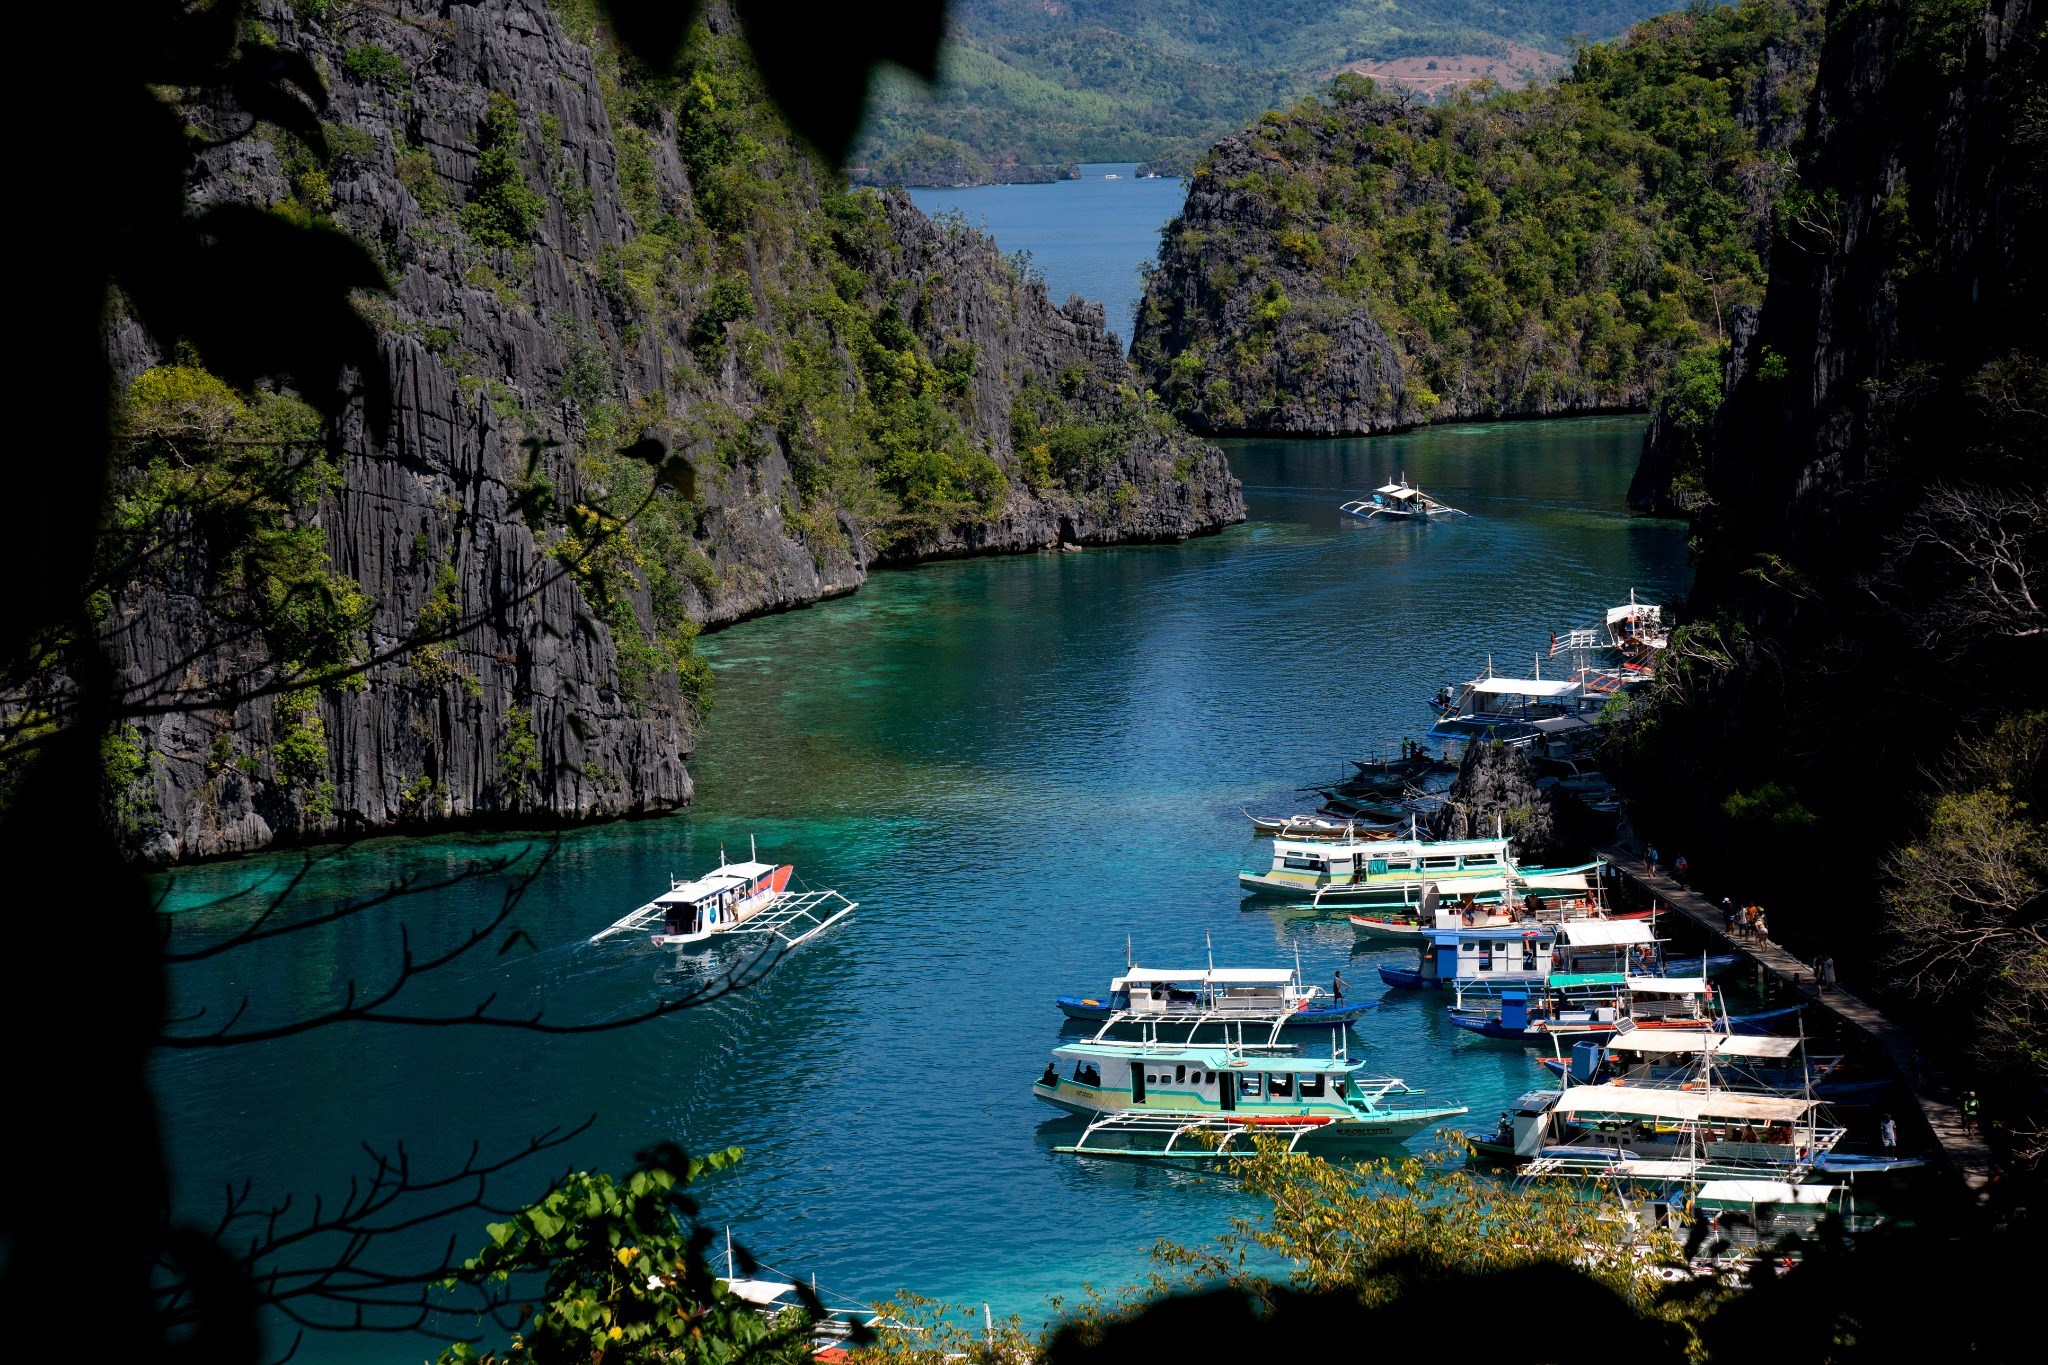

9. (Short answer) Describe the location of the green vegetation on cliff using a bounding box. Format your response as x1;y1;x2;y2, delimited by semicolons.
853;0;1682;174
1133;0;1821;434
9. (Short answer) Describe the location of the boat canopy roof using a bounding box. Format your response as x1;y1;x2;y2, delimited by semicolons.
1472;677;1578;698
1375;483;1419;498
1695;1180;1835;1206
1550;1084;1814;1123
720;1278;798;1306
1052;1041;1358;1071
1427;918;1557;941
1607;1031;1802;1058
1112;967;1296;989
658;861;778;902
1558;920;1656;947
1607;602;1661;625
1269;835;1509;858
1623;976;1709;994
1518;870;1592;892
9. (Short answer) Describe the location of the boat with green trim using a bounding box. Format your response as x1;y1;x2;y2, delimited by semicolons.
1239;832;1545;906
1032;1038;1466;1158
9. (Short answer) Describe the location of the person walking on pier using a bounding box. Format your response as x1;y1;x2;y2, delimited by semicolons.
1962;1091;1980;1135
1721;896;1737;937
1673;853;1689;886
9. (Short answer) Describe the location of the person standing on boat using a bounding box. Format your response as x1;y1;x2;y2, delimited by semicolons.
1332;970;1347;1004
1880;1113;1899;1156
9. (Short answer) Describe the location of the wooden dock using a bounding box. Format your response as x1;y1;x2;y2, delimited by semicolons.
1599;847;1993;1194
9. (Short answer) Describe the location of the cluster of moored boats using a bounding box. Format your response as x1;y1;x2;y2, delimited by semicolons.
587;583;1907;1284
1032;581;1919;1245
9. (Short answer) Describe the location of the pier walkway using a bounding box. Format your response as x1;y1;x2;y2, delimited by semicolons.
1599;847;1993;1195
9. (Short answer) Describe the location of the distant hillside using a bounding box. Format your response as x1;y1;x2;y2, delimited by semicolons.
851;0;1680;181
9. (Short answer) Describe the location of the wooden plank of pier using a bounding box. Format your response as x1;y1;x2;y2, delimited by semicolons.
1598;846;1993;1195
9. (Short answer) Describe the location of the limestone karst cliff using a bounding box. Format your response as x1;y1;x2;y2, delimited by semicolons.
1130;0;1821;437
1610;0;2042;952
100;0;1242;864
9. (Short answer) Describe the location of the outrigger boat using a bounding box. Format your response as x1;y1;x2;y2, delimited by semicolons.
591;842;856;951
1056;965;1372;1036
1537;1030;1895;1107
713;1228;895;1356
1448;975;1718;1042
1239;830;1591;909
1346;864;1608;940
1426;668;1614;756
1033;1036;1466;1159
1606;590;1668;663
1378;918;1742;1009
1340;475;1468;521
1463;1081;1846;1180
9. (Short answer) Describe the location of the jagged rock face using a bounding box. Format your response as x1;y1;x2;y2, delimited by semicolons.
1433;744;1562;860
109;0;1241;865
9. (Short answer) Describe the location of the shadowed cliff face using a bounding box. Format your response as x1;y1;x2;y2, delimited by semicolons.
104;0;1242;864
1610;0;2043;956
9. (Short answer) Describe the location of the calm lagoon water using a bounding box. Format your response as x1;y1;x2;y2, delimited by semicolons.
908;163;1185;346
155;416;1689;1360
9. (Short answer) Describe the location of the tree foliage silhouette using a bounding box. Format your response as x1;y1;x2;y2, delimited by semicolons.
2;2;943;1360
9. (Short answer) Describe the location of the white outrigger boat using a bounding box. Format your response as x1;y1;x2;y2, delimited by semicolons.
1033;1035;1466;1159
1340;474;1467;521
590;842;856;951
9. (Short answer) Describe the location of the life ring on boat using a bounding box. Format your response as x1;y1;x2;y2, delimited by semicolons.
1227;1059;1249;1068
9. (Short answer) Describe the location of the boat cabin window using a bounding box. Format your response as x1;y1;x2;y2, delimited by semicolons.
1332;1076;1348;1098
1282;854;1327;871
1175;1065;1186;1083
1071;1062;1101;1087
1268;1074;1293;1098
1464;853;1499;868
1381;859;1413;872
1299;1073;1326;1098
1421;856;1458;871
1239;1074;1262;1098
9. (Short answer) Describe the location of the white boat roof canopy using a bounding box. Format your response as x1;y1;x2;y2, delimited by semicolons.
1696;1180;1835;1205
1558;920;1656;947
1622;976;1709;994
1550;1084;1815;1123
1472;677;1578;698
1113;967;1297;988
1605;1031;1802;1058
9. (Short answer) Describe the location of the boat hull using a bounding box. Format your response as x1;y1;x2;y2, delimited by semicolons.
1033;1086;1466;1147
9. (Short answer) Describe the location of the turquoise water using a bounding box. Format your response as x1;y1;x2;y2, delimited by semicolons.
908;163;1185;346
155;416;1689;1359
